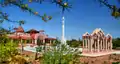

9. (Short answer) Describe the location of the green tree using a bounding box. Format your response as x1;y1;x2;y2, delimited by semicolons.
112;62;120;64
112;38;120;49
0;39;18;63
67;39;82;48
97;0;120;18
0;27;10;34
0;0;71;23
18;20;25;26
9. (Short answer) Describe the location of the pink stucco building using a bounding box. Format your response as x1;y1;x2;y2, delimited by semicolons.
8;26;56;45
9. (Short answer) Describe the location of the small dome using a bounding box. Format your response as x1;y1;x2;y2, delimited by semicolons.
106;33;112;37
83;32;89;36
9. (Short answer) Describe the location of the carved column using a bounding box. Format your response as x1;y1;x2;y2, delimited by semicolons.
100;40;102;51
95;40;96;52
86;39;88;52
84;38;86;52
91;38;93;53
108;41;110;51
82;39;85;52
83;39;84;49
97;39;99;52
85;38;87;52
106;39;108;51
89;38;91;52
111;39;112;51
102;40;103;51
107;40;109;51
102;40;105;51
88;39;90;52
104;39;106;51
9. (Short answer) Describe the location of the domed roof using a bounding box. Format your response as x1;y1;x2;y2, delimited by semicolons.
92;28;100;34
83;32;89;36
26;29;39;33
15;26;24;32
106;33;112;37
92;28;104;35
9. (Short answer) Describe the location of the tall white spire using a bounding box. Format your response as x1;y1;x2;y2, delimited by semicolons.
61;16;66;45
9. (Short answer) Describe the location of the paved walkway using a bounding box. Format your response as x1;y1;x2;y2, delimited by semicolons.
81;50;120;57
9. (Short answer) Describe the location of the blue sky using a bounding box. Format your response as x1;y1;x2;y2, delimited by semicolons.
0;0;120;39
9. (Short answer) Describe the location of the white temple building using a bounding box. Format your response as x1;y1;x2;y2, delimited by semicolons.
82;28;112;53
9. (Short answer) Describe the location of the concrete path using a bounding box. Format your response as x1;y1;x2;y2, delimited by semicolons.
81;50;120;57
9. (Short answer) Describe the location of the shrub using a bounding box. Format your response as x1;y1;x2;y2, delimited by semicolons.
112;62;120;64
0;35;18;63
41;44;81;64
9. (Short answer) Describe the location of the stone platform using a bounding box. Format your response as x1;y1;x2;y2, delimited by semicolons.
81;50;120;57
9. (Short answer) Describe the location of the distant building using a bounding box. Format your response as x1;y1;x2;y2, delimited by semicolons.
8;26;56;46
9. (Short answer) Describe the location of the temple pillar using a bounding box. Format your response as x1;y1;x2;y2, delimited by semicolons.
93;40;95;52
96;41;97;52
100;40;102;51
89;38;92;53
86;39;88;52
87;39;89;52
108;41;110;51
104;40;106;51
102;40;104;51
88;38;91;52
95;41;96;52
97;39;99;52
107;40;110;51
106;39;108;51
91;39;93;53
110;39;112;50
85;38;87;52
102;40;105;51
82;39;85;52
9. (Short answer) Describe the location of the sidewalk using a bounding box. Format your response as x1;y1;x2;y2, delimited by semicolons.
81;50;120;57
